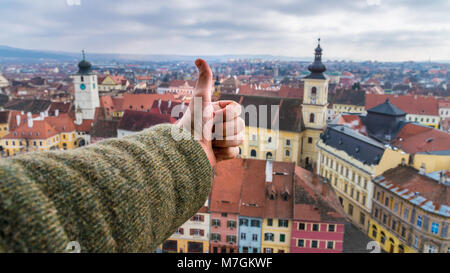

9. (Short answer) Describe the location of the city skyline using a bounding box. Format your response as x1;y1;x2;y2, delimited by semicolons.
0;0;449;62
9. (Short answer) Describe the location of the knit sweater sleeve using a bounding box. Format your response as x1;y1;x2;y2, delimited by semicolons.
0;123;213;253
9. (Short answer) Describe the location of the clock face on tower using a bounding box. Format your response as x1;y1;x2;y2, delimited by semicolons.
80;83;86;90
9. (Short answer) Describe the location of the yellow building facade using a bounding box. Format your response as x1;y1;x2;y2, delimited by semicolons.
333;104;365;116
317;138;409;232
261;218;292;253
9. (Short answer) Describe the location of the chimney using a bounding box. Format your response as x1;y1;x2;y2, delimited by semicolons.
158;99;162;109
168;100;172;109
27;117;33;128
16;115;21;127
40;112;45;119
55;109;59;117
321;178;328;197
265;160;273;182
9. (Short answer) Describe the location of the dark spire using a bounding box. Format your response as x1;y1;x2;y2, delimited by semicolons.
77;49;92;75
304;38;327;80
215;75;220;86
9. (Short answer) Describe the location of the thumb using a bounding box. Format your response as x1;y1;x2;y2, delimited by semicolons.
193;58;212;104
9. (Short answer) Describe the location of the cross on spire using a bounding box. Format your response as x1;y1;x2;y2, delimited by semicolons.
82;49;86;61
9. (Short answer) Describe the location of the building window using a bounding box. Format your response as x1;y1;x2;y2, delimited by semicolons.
278;219;289;228
226;235;236;243
286;139;291;146
211;233;220;241
312;224;319;231
311;240;318;248
403;207;409;221
372;225;377;238
285;150;290;157
384;197;390;207
252;234;258;241
401;226;407;238
328;224;336;232
417;215;422;228
308;137;313;144
298;223;306;230
431;222;439;234
264;233;274;241
227;220;236;229
348;204;353;216
279;234;286;242
360;213;365;226
267;218;273;226
413;236;419;248
239;218;248;226
250;149;257;157
327;241;334;249
309;113;315;123
241;233;246;240
250;220;260;227
221;213;228;217
297;239;305;247
380;232;386;244
212;219;221;227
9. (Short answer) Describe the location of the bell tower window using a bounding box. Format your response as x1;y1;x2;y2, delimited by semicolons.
309;113;315;123
311;87;317;104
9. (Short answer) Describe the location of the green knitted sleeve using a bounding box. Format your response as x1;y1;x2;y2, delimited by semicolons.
0;124;212;252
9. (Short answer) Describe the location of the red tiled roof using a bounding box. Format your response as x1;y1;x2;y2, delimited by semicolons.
45;113;76;133
117;110;176;132
366;94;439;116
210;158;245;213
391;123;450;153
122;93;175;112
263;161;295;219
48;101;72;115
294;166;347;222
169;80;196;88
4;119;58;140
336;115;367;135
378;166;449;212
239;159;267;218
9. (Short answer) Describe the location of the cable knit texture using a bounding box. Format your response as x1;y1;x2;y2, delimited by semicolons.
0;124;212;253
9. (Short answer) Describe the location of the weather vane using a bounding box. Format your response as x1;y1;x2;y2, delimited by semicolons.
82;49;86;60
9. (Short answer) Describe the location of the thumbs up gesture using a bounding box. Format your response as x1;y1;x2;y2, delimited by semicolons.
177;59;244;167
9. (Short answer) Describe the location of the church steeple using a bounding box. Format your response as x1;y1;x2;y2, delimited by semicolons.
305;38;327;79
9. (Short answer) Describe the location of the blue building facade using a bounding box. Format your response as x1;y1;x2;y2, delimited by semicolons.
238;216;262;253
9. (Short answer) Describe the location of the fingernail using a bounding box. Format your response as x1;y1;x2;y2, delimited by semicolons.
195;59;202;68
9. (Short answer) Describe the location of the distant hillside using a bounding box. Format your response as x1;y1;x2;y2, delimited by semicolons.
0;45;309;63
0;45;76;62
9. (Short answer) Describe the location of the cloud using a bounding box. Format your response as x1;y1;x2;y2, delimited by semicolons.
0;0;448;61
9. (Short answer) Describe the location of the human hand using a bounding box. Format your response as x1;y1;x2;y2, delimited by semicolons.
177;59;244;167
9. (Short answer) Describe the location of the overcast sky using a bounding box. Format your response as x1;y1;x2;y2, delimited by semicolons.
0;0;449;61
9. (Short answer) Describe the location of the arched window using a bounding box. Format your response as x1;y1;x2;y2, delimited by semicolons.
238;147;241;155
311;87;317;104
380;231;386;244
285;150;290;157
309;113;315;123
372;225;377;238
251;149;257;157
266;152;272;159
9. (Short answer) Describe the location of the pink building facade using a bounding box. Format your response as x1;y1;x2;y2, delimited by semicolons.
209;212;239;253
290;221;345;253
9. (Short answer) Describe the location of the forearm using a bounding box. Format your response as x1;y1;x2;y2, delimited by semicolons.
0;124;213;252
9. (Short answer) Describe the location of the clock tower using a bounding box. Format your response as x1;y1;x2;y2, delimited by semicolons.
300;39;329;170
73;50;99;120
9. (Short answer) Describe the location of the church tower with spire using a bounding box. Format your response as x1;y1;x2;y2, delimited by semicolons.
300;39;329;169
73;50;99;120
